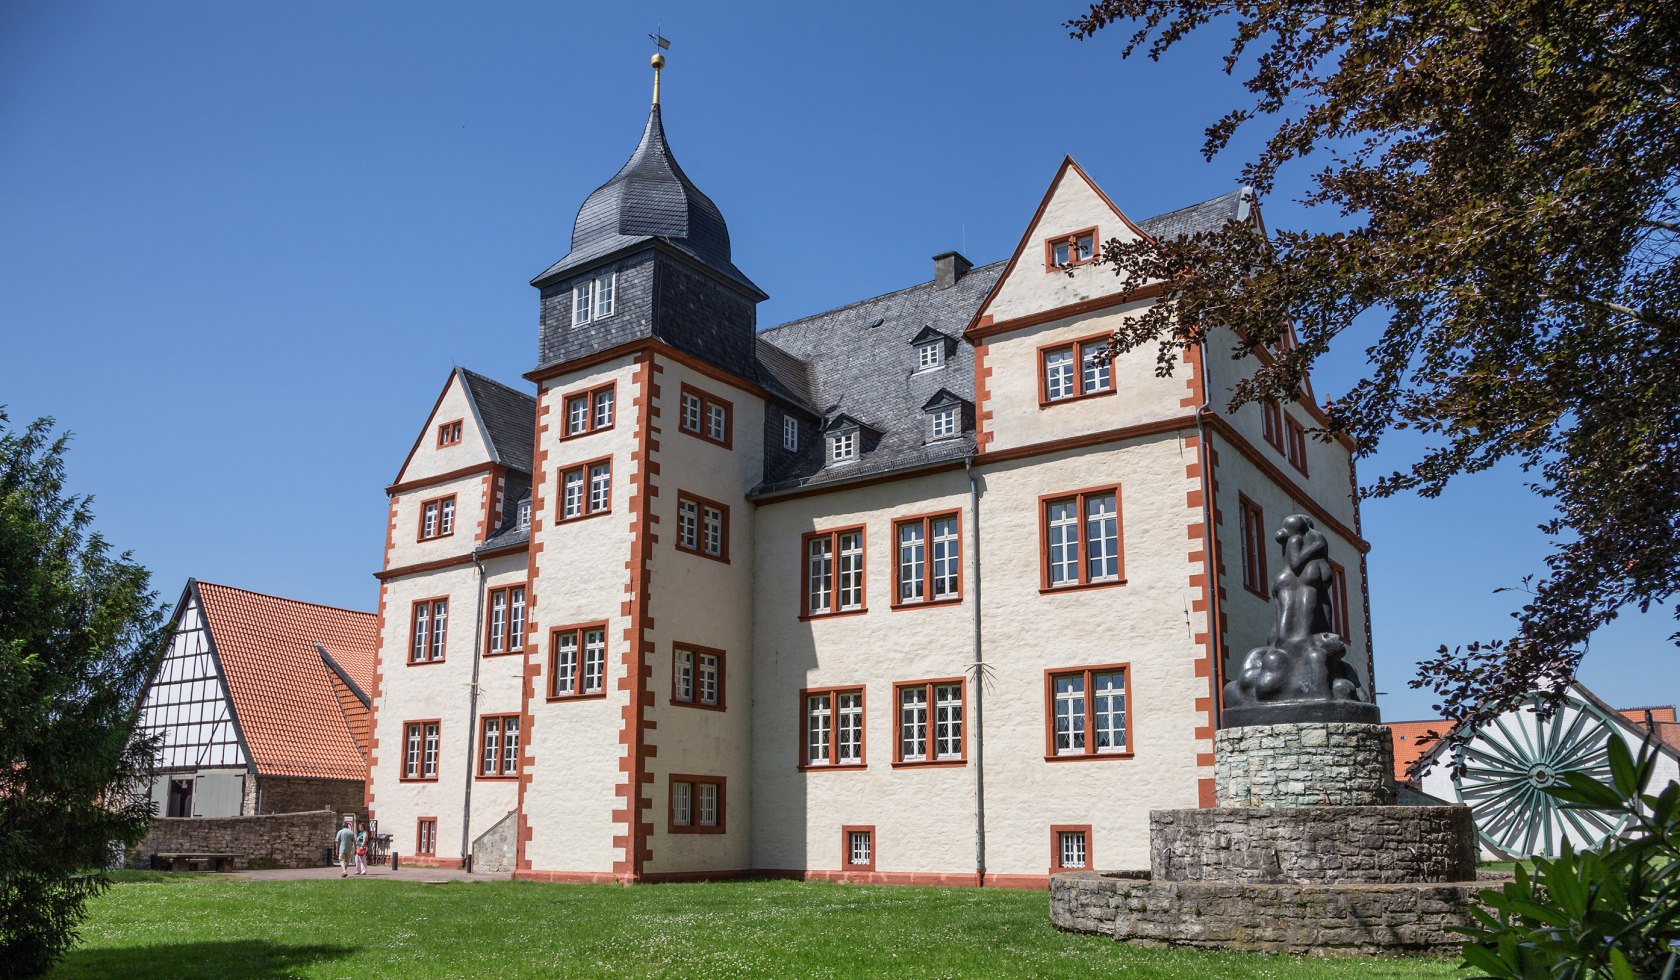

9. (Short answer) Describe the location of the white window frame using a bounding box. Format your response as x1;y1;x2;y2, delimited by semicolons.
782;415;799;452
930;405;959;440
572;272;616;326
915;340;943;371
517;499;531;531
828;427;858;465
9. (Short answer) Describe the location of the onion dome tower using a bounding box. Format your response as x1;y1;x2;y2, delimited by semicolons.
531;52;766;381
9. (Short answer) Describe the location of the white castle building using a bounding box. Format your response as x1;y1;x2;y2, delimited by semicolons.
365;68;1375;885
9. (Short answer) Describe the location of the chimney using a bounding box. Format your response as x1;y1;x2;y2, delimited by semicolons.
932;251;972;290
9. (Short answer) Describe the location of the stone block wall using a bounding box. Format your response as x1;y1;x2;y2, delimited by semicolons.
1215;722;1395;807
1149;806;1478;884
472;809;518;873
1050;872;1484;956
126;809;344;870
257;777;366;817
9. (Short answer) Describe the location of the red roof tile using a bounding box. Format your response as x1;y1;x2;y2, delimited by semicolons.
195;581;378;781
1387;720;1448;782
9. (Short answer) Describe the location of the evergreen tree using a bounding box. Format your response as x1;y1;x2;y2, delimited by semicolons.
1;410;165;976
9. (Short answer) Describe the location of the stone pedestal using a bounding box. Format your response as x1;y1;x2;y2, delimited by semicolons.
1215;723;1396;807
1048;720;1486;957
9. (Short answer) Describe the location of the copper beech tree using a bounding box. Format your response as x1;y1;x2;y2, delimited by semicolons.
1066;2;1679;762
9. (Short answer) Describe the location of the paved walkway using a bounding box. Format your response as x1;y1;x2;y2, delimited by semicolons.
231;865;510;883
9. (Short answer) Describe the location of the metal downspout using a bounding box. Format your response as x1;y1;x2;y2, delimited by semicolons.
460;556;487;869
1196;338;1224;730
964;453;987;885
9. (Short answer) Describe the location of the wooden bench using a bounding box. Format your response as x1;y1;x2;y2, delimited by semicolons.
152;851;241;872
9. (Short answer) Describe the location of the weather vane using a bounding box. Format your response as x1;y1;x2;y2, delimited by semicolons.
649;28;670;105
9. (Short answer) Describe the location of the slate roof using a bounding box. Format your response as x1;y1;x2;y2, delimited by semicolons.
747;187;1253;496
752;261;1004;496
193;581;378;782
477;477;532;554
532;105;763;298
459;368;536;475
1136;187;1252;241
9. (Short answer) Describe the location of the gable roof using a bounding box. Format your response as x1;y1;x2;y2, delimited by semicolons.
192;581;378;782
458;368;536;474
1136;187;1252;241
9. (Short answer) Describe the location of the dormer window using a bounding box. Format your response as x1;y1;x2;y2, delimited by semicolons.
572;273;616;326
828;427;858;464
930;406;959;440
915;341;944;371
1045;227;1098;270
517;498;531;532
782;415;799;452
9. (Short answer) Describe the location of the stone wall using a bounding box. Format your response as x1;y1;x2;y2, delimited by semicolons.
1215;723;1395;807
126;809;344;870
1150;806;1478;884
472;809;518;873
1051;871;1484;957
257;777;366;817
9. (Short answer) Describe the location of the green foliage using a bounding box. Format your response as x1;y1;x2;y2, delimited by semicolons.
1066;1;1680;746
1457;738;1680;978
1;410;167;977
55;876;1460;978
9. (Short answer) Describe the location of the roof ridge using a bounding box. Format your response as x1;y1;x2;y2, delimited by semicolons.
760;259;1008;336
195;580;375;620
458;366;535;403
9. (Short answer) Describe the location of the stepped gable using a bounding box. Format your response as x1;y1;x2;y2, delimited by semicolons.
531;104;762;298
458;368;536;475
194;581;377;781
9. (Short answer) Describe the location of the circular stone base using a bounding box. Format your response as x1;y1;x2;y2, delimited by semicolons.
1215;722;1395;807
1149;806;1478;884
1050;872;1489;957
1222;698;1381;729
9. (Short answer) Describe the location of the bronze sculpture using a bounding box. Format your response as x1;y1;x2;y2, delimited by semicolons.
1221;515;1380;727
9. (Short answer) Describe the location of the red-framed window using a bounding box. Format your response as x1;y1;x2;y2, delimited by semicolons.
1038;335;1114;405
1045;664;1132;761
416;817;437;856
409;598;448;664
671;644;725;710
1284;414;1309;475
892;511;961;608
892;678;966;767
1238;494;1268;600
668;774;725;834
1044;226;1097;270
437;419;463;447
842;825;876;871
418;494;457;541
484;584;526;656
557;456;612;522
801;686;865;770
1039;486;1124;591
676;492;730;562
1328;559;1350;641
1051;825;1093;872
402;720;441;781
1261;401;1284;453
677;384;732;449
803;526;866;617
477;714;520;778
561;383;616;440
549;623;607;700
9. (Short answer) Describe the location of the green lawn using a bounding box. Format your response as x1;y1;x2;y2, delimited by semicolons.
56;875;1462;978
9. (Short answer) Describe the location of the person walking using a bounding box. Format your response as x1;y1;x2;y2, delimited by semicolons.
354;821;369;876
335;818;356;877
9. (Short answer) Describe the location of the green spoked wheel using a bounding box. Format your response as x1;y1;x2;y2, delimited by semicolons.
1453;692;1628;859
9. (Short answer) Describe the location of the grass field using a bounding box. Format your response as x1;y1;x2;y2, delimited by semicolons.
51;873;1465;978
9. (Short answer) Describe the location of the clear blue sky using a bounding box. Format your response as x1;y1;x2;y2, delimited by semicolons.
3;1;1670;721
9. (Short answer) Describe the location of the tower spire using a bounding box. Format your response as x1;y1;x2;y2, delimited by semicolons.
648;29;671;106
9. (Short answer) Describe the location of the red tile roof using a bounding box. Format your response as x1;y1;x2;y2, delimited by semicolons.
1389;702;1680;783
195;581;378;781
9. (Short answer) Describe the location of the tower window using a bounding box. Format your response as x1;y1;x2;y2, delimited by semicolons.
572;273;617;326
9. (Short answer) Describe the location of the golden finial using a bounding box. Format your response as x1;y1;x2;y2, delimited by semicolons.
648;30;670;105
